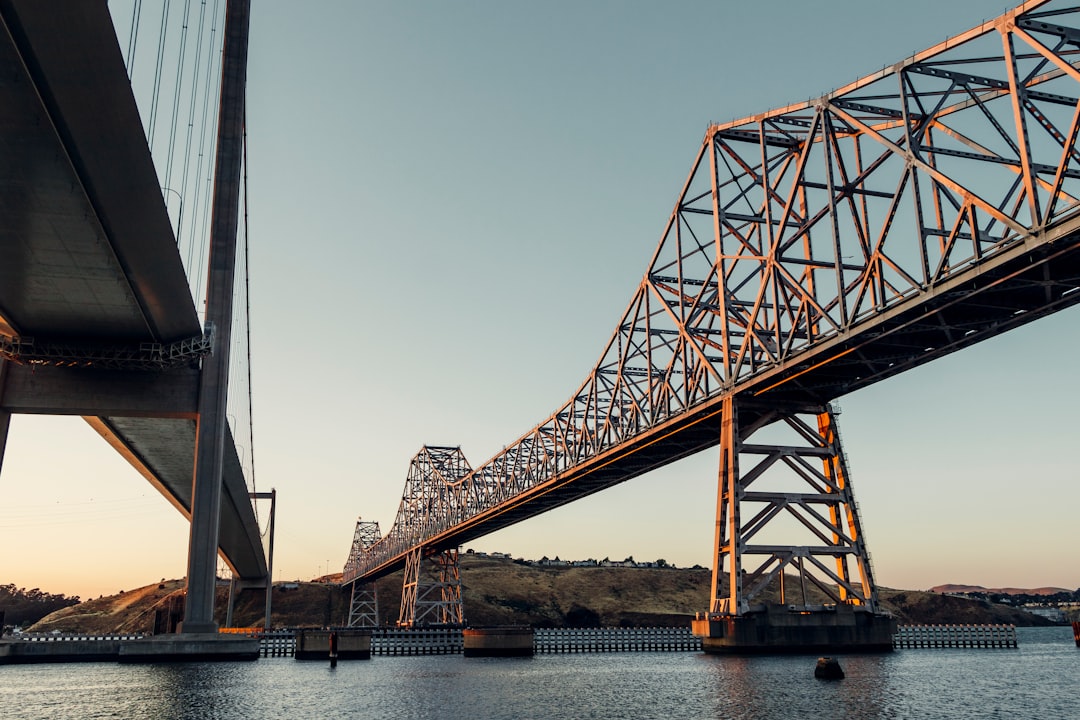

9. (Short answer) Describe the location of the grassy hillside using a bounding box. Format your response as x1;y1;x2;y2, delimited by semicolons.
24;555;1055;633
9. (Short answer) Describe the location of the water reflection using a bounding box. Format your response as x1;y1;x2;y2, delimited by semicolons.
698;652;894;720
0;628;1075;719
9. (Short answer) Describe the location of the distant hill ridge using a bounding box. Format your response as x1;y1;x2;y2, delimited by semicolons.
929;584;1072;596
21;555;1062;633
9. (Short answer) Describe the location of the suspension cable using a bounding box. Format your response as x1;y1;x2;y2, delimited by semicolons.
177;0;211;253
190;0;224;312
164;0;194;194
125;0;143;79
147;1;173;149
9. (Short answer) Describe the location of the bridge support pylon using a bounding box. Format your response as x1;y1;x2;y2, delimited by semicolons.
693;397;895;653
178;0;252;636
343;518;382;627
398;546;464;628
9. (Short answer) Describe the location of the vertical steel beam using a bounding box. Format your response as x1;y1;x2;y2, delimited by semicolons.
179;0;250;635
399;546;422;627
1002;27;1042;228
710;395;741;613
708;135;733;382
819;407;880;610
818;410;852;603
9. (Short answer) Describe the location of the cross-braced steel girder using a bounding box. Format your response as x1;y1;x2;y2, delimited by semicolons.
347;583;379;628
711;398;878;615
398;546;464;628
347;2;1080;586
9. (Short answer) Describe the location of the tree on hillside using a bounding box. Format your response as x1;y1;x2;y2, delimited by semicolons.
0;584;81;627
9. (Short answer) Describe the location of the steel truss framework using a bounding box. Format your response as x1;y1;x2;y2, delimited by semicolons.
346;519;382;627
399;547;464;628
345;2;1080;614
713;399;878;614
0;329;214;370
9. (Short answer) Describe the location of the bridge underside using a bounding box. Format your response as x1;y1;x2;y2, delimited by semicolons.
0;1;265;581
354;221;1080;584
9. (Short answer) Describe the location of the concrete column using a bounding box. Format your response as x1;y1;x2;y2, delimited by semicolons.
178;0;250;635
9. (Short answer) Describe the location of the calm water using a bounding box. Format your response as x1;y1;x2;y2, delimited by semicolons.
1;627;1076;719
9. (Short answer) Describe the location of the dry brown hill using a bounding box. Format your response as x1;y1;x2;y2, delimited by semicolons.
928;583;1071;596
26;555;1056;633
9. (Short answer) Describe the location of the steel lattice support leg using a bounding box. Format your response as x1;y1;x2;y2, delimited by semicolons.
397;546;464;627
711;396;742;613
399;547;422;627
817;409;880;610
347;582;379;628
709;400;880;616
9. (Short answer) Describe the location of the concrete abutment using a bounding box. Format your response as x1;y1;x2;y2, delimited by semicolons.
692;604;897;654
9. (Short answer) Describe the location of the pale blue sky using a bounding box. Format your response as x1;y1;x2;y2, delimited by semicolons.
3;1;1077;600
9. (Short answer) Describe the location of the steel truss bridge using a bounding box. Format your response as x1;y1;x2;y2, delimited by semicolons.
344;0;1080;624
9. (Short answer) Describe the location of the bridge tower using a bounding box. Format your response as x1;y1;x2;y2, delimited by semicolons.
345;519;382;627
393;445;469;627
341;446;469;628
693;397;894;652
179;0;252;635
